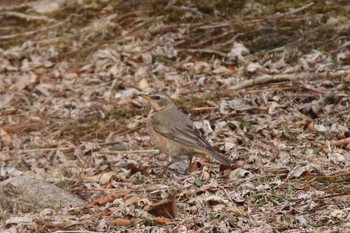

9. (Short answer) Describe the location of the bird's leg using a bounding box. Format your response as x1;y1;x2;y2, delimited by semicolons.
161;161;173;175
160;154;177;175
186;155;194;173
161;155;190;175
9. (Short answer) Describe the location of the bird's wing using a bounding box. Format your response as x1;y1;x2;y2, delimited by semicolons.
151;116;212;150
151;111;233;166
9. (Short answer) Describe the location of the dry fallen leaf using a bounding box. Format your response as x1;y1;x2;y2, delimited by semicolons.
99;172;117;186
125;195;142;206
0;128;12;146
322;137;350;153
145;198;178;219
86;192;130;208
114;218;134;227
153;216;176;225
139;78;150;91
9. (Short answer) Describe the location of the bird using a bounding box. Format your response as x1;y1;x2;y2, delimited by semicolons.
139;91;232;171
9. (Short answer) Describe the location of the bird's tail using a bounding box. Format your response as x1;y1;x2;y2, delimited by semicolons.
206;150;232;166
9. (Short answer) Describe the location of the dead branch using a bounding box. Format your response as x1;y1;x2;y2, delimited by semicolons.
322;137;350;153
190;107;218;111
229;70;350;91
11;147;73;153
321;190;350;199
270;2;315;19
265;38;304;54
99;149;159;154
167;6;204;16
125;25;178;38
191;29;236;48
178;48;227;57
0;21;64;40
211;33;244;50
0;11;55;22
194;22;231;30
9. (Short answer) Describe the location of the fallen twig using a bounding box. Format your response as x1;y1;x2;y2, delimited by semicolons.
0;11;55;22
99;126;144;147
322;137;350;153
211;33;244;50
178;48;227;57
191;29;236;48
0;21;64;40
125;25;178;37
10;147;73;153
321;191;350;199
270;2;314;19
190;107;218;111
265;38;304;54
167;6;203;16
194;22;231;30
228;70;350;91
99;149;159;154
171;215;190;232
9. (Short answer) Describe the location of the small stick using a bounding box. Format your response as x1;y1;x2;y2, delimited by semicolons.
0;11;55;22
178;48;227;57
99;126;144;146
270;2;314;19
228;70;350;91
321;191;350;199
10;147;72;153
191;29;236;48
190;107;218;111
0;21;64;40
99;149;159;154
171;215;190;232
322;137;350;153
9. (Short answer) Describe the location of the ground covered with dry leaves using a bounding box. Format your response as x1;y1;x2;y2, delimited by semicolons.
0;0;350;232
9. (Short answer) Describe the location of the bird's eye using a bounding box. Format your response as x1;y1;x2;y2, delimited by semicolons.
152;96;161;100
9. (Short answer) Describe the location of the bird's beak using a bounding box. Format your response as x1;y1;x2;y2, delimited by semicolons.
138;93;151;100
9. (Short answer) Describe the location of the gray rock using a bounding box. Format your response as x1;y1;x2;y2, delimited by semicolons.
0;176;85;213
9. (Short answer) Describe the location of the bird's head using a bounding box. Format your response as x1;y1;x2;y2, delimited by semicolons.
139;92;175;111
